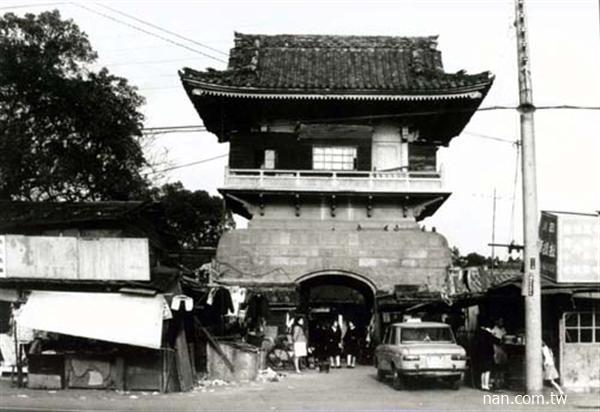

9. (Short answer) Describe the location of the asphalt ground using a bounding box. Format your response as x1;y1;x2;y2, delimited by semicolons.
1;366;598;412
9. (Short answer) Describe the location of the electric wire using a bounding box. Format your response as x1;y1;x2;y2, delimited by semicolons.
145;154;228;175
94;3;228;57
462;131;517;144
0;2;66;10
509;141;521;242
71;3;227;64
140;102;599;135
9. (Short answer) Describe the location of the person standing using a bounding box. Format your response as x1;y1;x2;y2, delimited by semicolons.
292;317;307;374
491;318;508;388
329;320;342;368
478;323;501;391
343;320;360;368
542;341;564;395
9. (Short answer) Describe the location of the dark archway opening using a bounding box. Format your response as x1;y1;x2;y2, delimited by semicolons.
297;273;375;364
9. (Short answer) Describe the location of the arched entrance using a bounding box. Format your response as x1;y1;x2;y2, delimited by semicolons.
296;271;376;363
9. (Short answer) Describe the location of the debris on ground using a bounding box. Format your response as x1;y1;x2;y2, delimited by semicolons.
195;378;230;390
193;368;285;391
257;368;286;383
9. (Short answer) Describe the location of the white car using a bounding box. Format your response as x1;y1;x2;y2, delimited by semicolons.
374;321;466;390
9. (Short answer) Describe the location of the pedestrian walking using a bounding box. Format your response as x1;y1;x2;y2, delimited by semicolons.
542;341;564;395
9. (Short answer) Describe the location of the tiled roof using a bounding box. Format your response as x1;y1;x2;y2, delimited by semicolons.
181;32;493;98
0;201;149;229
449;266;521;296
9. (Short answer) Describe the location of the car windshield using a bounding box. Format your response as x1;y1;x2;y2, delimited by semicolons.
400;327;454;343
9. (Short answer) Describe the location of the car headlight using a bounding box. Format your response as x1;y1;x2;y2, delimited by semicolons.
451;354;466;361
402;355;420;361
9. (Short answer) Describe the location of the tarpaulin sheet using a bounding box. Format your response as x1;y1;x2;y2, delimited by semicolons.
16;291;164;349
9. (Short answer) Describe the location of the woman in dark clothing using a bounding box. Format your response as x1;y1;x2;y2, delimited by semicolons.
478;325;502;390
312;322;329;372
328;320;342;368
343;320;361;368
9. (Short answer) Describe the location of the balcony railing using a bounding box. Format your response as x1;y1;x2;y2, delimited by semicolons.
223;167;445;193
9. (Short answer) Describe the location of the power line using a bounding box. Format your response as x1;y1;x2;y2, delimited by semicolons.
104;56;203;68
537;105;600;110
143;125;207;135
462;130;518;144
139;103;599;133
280;104;600;125
94;3;228;57
509;142;521;241
71;3;227;64
146;154;228;175
0;2;66;11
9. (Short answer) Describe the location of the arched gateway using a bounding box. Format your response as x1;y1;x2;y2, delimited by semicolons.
296;270;376;326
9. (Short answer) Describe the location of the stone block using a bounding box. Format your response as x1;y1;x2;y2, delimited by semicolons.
276;232;290;245
405;249;428;259
400;259;418;268
270;256;290;266
216;226;451;292
289;257;307;266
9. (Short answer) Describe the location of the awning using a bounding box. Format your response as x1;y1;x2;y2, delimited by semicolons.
16;291;166;349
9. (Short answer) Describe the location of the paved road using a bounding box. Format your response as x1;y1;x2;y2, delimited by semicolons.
1;366;598;411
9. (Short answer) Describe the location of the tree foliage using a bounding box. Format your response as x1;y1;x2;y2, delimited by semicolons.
152;182;235;249
451;246;521;269
0;10;149;201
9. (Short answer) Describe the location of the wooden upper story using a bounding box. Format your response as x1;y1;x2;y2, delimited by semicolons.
223;123;443;194
181;33;493;198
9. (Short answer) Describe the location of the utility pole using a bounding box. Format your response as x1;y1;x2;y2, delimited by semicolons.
491;188;497;278
514;0;543;393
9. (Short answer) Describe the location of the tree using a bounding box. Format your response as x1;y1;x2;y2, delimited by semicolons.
153;182;235;249
0;10;149;201
450;246;461;266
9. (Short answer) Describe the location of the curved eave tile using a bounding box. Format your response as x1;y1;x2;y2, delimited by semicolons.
182;79;493;102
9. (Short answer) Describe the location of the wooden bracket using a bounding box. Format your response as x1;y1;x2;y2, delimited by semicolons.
259;193;265;216
330;195;336;217
367;195;373;218
294;194;301;217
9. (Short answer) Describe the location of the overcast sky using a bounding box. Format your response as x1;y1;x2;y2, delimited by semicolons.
5;0;600;256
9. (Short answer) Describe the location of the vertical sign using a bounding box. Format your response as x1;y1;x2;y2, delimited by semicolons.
539;212;558;280
0;235;6;277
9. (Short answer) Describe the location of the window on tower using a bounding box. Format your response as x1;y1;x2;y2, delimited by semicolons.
312;146;357;170
263;149;277;169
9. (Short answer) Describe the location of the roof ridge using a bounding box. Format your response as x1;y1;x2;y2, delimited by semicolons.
234;31;439;40
233;32;440;49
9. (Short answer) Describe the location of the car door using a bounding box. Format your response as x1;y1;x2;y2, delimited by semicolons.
378;326;396;371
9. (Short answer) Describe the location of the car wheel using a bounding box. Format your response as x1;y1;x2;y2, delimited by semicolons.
392;367;405;390
375;358;386;381
446;376;462;390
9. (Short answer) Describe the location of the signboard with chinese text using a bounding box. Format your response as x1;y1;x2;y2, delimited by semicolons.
539;212;600;283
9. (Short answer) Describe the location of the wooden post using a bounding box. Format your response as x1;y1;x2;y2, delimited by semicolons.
514;0;543;393
491;188;497;281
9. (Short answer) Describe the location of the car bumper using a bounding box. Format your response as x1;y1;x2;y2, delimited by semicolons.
400;369;465;377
